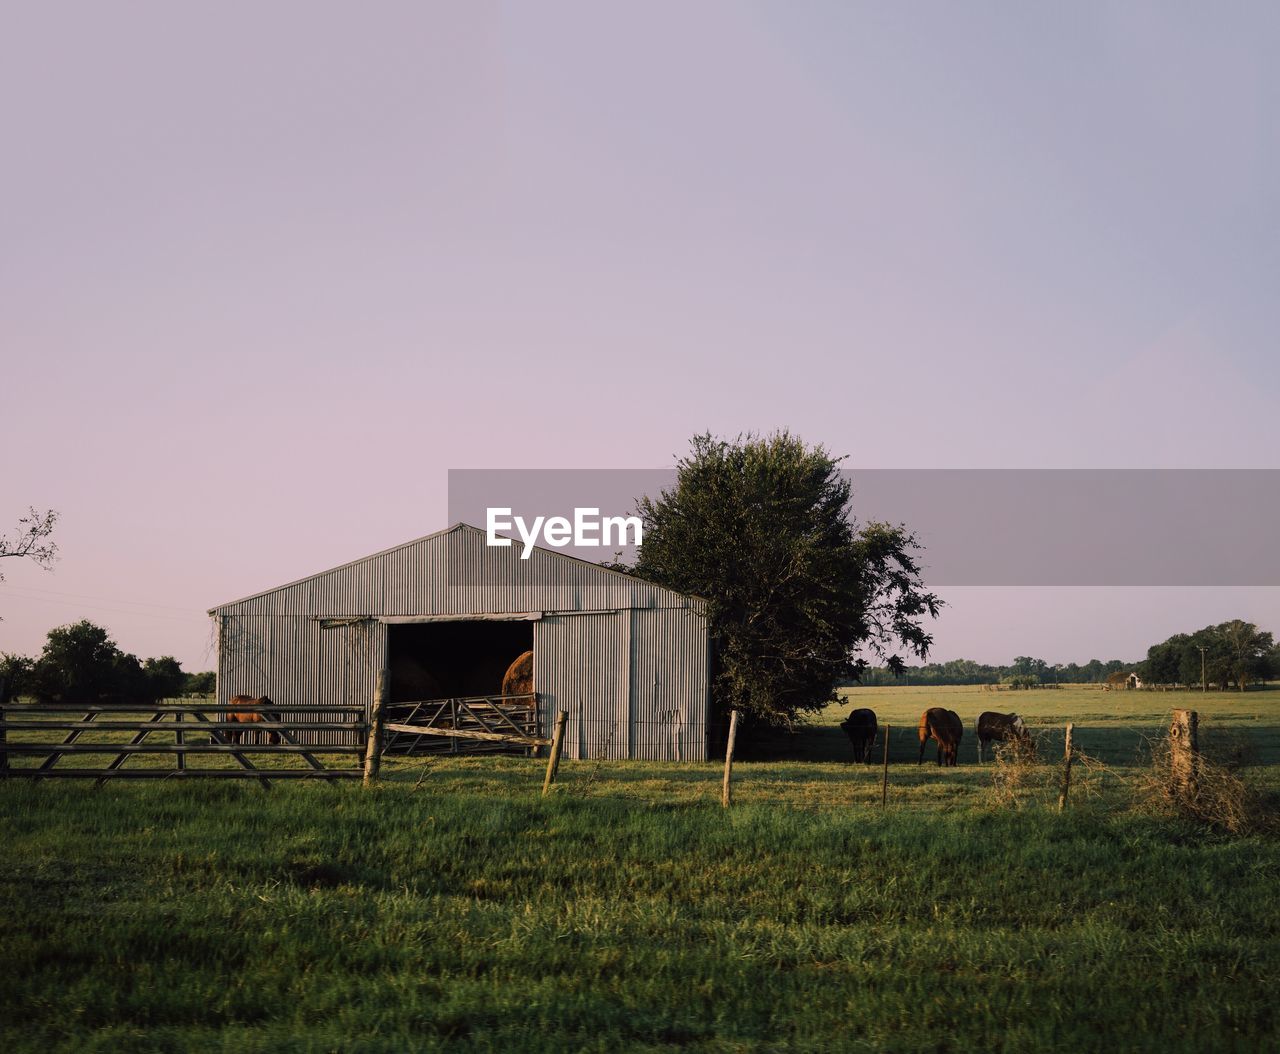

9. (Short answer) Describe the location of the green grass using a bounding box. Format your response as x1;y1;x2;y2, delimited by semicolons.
3;686;1279;1052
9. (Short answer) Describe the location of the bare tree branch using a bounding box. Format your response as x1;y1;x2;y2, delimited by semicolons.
0;507;60;583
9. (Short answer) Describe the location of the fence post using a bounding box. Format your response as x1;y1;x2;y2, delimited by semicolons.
1057;722;1074;811
1170;708;1199;798
175;710;185;772
542;710;568;797
721;709;740;808
881;723;890;808
363;670;387;787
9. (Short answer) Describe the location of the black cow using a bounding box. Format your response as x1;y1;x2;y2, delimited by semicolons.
841;708;878;763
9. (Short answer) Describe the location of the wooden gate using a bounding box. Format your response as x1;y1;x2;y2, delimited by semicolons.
383;693;549;755
0;702;366;785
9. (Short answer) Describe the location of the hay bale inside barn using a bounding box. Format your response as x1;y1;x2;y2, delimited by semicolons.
209;523;709;760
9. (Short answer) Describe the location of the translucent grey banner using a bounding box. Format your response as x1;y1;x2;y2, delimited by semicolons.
448;469;1280;586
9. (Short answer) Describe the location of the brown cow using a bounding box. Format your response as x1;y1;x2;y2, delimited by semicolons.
917;707;963;767
841;708;878;763
226;694;280;746
975;711;1031;762
500;650;534;697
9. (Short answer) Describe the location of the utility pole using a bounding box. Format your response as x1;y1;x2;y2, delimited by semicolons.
1198;646;1207;693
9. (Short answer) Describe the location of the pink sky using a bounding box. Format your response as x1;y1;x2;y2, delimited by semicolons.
3;2;1278;670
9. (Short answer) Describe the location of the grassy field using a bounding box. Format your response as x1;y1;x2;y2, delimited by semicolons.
2;686;1278;1052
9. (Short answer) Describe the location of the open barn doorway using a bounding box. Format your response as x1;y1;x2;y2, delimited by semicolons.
386;619;533;702
384;618;535;755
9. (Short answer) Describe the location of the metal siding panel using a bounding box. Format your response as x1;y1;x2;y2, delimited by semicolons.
532;617;559;754
629;611;660;760
275;617;310;708
210;613;374;751
533;612;629;761
630;611;658;760
217;615;272;700
312;622;346;747
629;608;709;761
532;608;709;761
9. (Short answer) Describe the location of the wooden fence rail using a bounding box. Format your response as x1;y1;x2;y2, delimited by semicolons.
1;693;547;785
0;702;367;785
383;693;541;756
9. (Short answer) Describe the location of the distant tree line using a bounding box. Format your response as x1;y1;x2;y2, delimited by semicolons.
847;656;1132;688
849;622;1278;691
0;620;215;704
1138;620;1276;691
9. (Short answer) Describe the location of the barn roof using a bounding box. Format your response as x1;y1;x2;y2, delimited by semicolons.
208;522;703;618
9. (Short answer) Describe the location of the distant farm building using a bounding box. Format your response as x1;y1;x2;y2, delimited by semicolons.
1105;671;1143;690
209;523;710;760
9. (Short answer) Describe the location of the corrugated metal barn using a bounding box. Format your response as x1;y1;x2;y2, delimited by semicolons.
208;523;710;760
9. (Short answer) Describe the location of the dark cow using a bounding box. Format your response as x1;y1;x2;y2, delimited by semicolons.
841;708;878;763
389;655;443;704
226;694;281;746
917;707;963;767
975;711;1031;762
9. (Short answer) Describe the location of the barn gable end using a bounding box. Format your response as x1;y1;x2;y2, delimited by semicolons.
209;523;701;620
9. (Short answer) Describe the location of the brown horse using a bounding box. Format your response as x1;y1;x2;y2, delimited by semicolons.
226;694;281;745
917;707;963;767
976;711;1031;762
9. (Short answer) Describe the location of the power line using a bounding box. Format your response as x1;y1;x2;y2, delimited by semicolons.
0;589;201;623
0;583;197;614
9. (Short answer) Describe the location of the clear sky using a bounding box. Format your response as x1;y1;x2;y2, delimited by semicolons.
3;2;1278;671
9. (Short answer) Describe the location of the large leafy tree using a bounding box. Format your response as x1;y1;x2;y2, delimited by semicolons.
31;620;142;705
1217;620;1274;691
1011;656;1050;680
1141;621;1273;690
142;656;187;701
183;671;217;696
626;432;941;726
19;623;190;704
1177;630;1229;689
0;653;34;702
1141;634;1189;686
